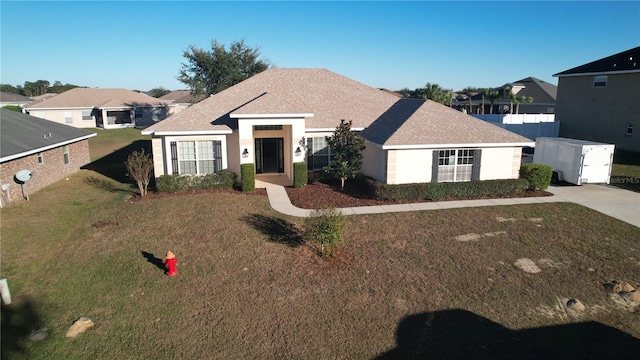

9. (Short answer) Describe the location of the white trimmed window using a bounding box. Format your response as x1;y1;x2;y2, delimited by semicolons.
62;145;70;165
64;111;73;124
306;137;333;170
82;110;93;121
432;149;481;182
170;140;222;175
594;75;607;87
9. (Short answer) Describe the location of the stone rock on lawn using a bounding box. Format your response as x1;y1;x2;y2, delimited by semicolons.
605;280;635;293
29;328;49;341
620;290;640;304
565;298;586;318
514;258;541;273
66;317;94;338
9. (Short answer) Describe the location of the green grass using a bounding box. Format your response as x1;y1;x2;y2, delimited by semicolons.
611;149;640;192
2;131;639;359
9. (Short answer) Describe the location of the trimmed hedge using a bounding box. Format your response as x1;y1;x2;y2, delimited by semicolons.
293;162;308;188
156;171;236;193
519;163;553;191
367;178;529;202
241;163;255;192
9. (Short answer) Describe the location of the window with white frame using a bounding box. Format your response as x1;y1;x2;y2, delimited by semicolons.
82;110;93;121
306;137;333;170
64;111;73;124
62;145;70;165
593;75;607;87
433;149;479;182
171;140;222;175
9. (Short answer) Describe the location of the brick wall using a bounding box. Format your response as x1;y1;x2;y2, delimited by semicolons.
0;140;91;207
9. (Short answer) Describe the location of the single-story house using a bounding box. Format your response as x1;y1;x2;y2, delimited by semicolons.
159;90;206;112
25;88;176;129
0;108;96;207
554;46;639;152
0;92;34;108
141;68;534;187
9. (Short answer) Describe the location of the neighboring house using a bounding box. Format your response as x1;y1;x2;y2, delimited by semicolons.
142;68;533;187
30;93;58;102
25;88;175;129
159;90;205;112
455;77;557;115
0;92;33;108
554;46;639;152
0;108;96;207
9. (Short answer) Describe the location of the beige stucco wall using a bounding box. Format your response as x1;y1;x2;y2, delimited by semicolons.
29;108;97;128
361;141;387;183
479;147;520;180
556;72;639;152
387;148;433;185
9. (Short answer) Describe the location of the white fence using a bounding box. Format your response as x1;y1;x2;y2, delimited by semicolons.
472;114;559;140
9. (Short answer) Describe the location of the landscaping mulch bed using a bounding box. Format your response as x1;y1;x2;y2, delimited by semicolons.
286;178;552;209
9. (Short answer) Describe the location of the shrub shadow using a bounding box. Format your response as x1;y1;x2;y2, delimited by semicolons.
242;214;303;247
375;309;640;359
1;297;45;359
82;140;151;184
85;176;134;194
141;251;166;273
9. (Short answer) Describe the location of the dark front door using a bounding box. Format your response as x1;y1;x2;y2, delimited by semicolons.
255;138;284;174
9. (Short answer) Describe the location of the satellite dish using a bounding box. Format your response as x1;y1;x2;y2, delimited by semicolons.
15;170;32;183
14;170;32;201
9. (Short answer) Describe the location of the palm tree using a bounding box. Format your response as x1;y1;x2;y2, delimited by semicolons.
514;95;533;114
418;83;450;105
505;86;515;114
486;89;500;114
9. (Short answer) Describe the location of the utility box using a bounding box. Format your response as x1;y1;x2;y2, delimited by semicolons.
533;137;615;185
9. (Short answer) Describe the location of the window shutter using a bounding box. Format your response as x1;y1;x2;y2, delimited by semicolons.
170;141;179;175
472;149;482;180
214;141;222;172
431;150;439;182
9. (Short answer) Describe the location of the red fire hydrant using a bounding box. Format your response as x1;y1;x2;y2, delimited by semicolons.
163;251;178;277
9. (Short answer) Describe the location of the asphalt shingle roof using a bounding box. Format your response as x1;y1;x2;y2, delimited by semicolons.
0;108;96;162
0;92;33;103
554;46;640;76
144;68;533;146
25;88;168;109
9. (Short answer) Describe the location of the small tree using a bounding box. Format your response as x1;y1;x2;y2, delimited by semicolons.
324;119;366;189
304;207;346;258
125;149;154;196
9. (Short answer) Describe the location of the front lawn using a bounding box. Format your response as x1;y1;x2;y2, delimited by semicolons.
611;149;640;192
1;130;639;358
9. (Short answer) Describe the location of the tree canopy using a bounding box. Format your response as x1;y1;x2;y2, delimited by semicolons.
147;87;171;98
1;80;79;96
177;39;270;97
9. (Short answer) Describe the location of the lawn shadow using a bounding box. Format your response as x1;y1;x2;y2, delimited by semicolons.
141;251;166;273
82;140;151;184
1;296;45;359
85;175;135;194
242;214;303;247
375;309;640;359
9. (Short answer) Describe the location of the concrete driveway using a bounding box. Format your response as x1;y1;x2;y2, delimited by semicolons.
547;184;640;228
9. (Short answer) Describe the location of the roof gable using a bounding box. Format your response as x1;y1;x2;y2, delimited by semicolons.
0;108;96;161
554;46;640;77
361;99;533;147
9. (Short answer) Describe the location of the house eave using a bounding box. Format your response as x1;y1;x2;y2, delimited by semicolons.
230;113;314;119
141;130;233;136
553;69;640;77
0;133;97;163
373;141;535;150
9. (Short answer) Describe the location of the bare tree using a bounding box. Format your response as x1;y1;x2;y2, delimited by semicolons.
125;149;154;196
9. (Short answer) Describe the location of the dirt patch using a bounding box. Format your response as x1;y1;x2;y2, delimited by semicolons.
455;231;507;242
514;258;541;273
92;219;119;228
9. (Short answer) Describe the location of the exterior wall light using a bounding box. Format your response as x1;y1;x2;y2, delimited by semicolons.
242;148;249;158
295;147;302;157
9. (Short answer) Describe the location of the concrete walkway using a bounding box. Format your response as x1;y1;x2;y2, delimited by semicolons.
265;184;640;228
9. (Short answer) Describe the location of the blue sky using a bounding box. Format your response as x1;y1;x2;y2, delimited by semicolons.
1;1;638;92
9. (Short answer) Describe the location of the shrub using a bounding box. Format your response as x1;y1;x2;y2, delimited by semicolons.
155;172;236;193
368;178;529;202
241;163;255;192
293;162;307;188
304;207;346;258
520;163;553;191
